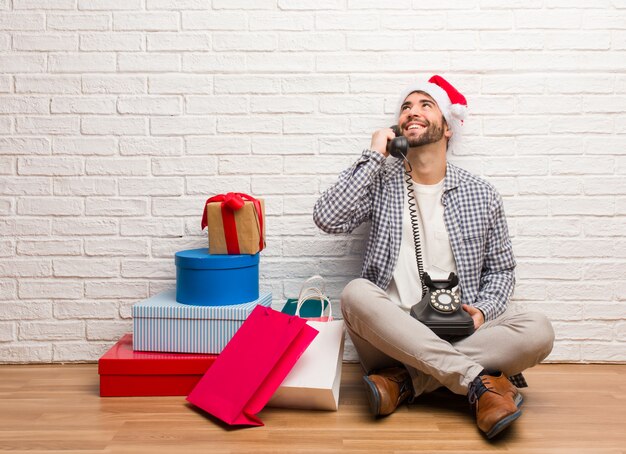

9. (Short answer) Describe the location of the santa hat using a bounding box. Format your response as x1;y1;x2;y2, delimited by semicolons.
395;75;468;152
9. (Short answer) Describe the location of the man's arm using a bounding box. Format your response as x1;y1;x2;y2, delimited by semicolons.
313;149;385;234
314;128;395;234
472;191;516;322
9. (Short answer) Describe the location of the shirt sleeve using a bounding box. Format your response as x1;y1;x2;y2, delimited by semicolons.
313;149;385;234
472;191;516;321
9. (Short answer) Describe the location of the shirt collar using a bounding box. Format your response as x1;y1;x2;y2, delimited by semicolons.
443;161;460;193
384;156;404;182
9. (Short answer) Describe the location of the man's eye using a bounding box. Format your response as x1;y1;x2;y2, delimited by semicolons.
401;105;410;111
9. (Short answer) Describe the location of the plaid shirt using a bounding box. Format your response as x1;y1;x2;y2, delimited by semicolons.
314;149;527;388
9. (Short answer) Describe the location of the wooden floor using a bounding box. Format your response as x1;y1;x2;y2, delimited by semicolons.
0;363;625;454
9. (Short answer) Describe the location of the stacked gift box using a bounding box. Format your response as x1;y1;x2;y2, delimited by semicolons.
99;193;268;397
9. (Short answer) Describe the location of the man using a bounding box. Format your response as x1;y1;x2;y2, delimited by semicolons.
313;75;554;439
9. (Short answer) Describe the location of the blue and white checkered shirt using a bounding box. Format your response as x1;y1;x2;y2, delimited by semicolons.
314;149;527;388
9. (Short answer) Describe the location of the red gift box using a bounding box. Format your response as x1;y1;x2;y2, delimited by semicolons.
98;334;217;397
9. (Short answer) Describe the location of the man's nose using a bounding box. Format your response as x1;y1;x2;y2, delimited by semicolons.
407;105;423;117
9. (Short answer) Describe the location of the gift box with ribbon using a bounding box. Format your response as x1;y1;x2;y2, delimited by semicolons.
201;193;265;255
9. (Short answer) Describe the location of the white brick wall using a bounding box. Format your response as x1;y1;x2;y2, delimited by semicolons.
1;2;625;364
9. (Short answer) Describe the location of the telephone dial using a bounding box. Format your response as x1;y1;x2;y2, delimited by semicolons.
410;272;475;339
387;125;408;159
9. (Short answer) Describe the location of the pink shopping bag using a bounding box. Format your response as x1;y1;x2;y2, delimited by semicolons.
186;305;318;426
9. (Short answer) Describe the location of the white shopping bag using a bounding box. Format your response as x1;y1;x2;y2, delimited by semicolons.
268;279;345;411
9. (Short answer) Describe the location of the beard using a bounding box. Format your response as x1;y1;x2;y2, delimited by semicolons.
404;121;445;147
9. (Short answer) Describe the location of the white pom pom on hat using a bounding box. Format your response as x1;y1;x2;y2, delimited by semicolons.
449;102;467;121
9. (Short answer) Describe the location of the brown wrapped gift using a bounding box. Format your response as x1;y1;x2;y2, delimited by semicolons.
202;193;265;255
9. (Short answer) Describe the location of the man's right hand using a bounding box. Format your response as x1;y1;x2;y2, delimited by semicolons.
370;128;396;157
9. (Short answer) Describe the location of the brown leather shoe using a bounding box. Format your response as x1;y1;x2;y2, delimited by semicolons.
487;372;524;408
468;373;522;439
362;367;412;417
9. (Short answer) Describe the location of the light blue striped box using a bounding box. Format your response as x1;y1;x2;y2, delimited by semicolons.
132;289;272;354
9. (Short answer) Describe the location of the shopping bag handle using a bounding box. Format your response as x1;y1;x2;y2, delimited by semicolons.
299;275;325;296
295;275;333;321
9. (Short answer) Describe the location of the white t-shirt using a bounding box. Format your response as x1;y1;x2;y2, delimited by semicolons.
386;178;457;311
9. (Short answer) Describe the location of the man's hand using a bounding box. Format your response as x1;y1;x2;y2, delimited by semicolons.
370;128;396;157
462;304;485;330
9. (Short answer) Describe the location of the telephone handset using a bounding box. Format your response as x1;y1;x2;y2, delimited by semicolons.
387;125;409;159
410;272;475;339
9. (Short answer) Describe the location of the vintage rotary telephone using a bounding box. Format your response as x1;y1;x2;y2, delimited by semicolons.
409;272;475;339
386;125;475;339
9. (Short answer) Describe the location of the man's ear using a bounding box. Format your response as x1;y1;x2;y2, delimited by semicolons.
443;118;453;139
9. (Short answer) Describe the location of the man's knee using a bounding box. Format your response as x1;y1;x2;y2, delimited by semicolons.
340;278;371;319
523;311;555;361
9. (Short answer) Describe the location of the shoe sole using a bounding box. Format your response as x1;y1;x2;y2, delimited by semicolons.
514;392;524;408
362;375;381;417
485;409;522;439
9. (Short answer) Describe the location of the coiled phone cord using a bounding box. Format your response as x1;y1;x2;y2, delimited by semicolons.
404;169;429;298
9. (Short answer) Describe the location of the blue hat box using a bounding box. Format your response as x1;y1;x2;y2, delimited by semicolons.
175;248;259;306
